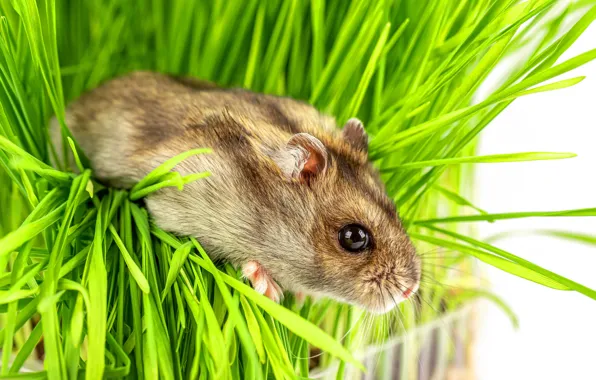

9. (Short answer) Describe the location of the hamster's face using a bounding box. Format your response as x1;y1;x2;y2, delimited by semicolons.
310;174;421;313
271;119;420;313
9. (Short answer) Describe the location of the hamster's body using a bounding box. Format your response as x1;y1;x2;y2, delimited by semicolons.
52;71;420;313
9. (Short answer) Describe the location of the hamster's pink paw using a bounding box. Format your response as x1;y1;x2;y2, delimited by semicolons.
242;261;283;302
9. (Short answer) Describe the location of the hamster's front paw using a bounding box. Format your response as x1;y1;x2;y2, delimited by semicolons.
242;261;283;302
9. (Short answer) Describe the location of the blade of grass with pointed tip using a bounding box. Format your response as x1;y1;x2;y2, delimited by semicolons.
434;185;489;216
161;242;192;301
130;148;211;195
108;224;150;293
414;207;596;225
382;152;576;171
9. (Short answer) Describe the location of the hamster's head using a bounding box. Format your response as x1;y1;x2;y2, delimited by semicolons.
270;119;421;314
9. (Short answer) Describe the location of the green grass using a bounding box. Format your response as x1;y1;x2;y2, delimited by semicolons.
1;0;596;378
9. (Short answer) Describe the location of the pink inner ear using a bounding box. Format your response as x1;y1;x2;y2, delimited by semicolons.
285;133;328;183
302;149;324;178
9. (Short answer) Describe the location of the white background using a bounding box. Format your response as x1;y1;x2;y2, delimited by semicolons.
474;16;596;380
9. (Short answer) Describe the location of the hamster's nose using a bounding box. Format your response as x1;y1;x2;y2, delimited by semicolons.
402;282;420;299
403;287;413;299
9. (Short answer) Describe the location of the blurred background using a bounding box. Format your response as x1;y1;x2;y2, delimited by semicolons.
474;19;596;380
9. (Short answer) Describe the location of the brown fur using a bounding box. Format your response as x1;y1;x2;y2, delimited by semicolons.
50;71;420;313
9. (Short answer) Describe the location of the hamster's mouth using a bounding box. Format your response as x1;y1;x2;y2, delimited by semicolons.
366;282;420;315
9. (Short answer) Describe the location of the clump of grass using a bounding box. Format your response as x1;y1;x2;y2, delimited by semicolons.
1;1;595;378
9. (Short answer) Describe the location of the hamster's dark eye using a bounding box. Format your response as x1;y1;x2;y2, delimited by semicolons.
338;224;371;253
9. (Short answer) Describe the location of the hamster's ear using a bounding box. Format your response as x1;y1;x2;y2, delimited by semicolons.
342;118;368;153
273;133;328;183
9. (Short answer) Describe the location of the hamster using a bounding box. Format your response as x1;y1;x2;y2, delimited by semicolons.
50;71;421;314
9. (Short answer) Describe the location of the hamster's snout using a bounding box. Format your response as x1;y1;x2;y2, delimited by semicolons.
363;253;421;315
369;278;420;314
